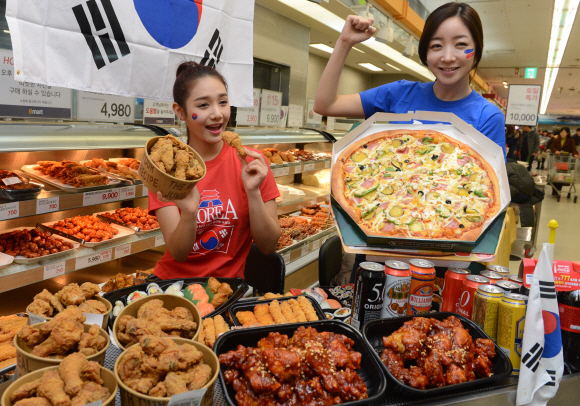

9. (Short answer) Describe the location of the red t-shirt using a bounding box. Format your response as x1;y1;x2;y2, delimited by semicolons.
148;143;280;280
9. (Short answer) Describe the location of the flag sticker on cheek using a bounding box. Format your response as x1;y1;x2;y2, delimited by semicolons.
465;49;474;59
192;113;198;120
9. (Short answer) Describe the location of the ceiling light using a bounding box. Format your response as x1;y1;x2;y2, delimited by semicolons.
3;30;9;34
402;39;415;58
486;49;515;55
386;63;401;71
309;43;334;54
358;63;383;72
376;19;395;45
503;81;508;85
352;47;364;53
504;85;508;88
540;0;580;114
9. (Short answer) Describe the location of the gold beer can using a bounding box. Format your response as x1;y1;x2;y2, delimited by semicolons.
497;293;528;375
472;284;504;341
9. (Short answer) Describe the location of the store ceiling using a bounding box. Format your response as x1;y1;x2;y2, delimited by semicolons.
263;0;580;117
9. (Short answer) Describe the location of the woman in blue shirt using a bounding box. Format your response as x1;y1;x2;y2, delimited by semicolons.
314;2;505;155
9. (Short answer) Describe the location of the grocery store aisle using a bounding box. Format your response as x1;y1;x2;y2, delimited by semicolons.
509;170;580;274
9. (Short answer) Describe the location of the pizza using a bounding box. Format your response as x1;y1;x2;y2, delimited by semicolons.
331;129;501;241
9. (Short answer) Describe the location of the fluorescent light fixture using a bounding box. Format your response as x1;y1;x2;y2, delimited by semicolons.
486;49;515;55
540;0;580;114
358;63;383;72
502;81;508;85
386;63;401;71
3;30;9;34
309;43;334;53
352;47;364;53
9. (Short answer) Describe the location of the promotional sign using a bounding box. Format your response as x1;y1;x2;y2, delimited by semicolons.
505;84;541;126
6;0;255;106
77;91;135;122
287;104;304;128
259;89;282;127
306;99;322;128
0;50;72;119
236;88;260;126
143;99;174;125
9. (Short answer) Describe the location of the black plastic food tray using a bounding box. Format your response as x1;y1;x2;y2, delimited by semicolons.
229;295;326;326
362;312;513;397
103;277;248;331
214;320;387;406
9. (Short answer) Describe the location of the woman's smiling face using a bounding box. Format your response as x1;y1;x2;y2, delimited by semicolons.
426;16;476;88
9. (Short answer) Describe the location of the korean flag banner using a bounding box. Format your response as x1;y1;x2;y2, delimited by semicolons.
5;0;255;106
516;242;564;406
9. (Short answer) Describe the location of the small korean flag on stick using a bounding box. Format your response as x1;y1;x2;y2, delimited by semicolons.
516;220;564;406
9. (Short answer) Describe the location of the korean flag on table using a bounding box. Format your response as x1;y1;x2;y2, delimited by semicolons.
5;0;255;106
516;242;564;406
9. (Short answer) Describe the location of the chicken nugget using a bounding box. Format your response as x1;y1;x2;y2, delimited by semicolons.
289;299;307;322
214;315;229;337
210;293;229;308
207;277;221;293
198;320;206;347
262;150;273;158
268;300;287;324
297;296;319;321
271;154;284;164
254;304;270;318
263;293;283;300
256;314;275;326
235;311;258;326
280;152;289;162
286;152;296;162
202;318;216;349
280;301;297;323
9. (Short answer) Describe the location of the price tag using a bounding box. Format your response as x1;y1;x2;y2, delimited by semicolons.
36;197;59;214
101;248;112;261
237;88;261;126
76;252;103;270
287;104;304;128
301;244;309;257
282;253;291;265
281;167;290;176
43;261;65;280
83;313;104;328
83;188;120;206
77;91;135;122
168;387;208;406
294;165;302;174
115;243;131;258
259;89;282;127
2;176;21;185
119;186;136;200
325;160;330;169
304;163;315;172
0;202;19;220
313;240;320;250
141;186;149;196
273;168;282;177
27;311;46;325
155;234;165;247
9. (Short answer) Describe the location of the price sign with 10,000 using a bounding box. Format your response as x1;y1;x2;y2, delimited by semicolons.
505;84;541;126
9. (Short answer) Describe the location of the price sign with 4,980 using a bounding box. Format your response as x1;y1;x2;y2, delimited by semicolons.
76;91;135;122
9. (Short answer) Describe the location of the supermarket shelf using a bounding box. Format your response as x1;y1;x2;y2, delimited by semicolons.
279;226;337;270
0;229;165;293
276;184;329;216
0;184;149;220
270;159;331;177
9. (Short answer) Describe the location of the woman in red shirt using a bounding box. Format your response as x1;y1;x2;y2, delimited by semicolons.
148;62;281;279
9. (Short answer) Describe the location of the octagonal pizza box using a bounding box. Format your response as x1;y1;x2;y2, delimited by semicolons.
330;112;509;252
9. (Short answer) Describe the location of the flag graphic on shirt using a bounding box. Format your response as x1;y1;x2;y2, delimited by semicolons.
464;48;474;59
72;0;130;69
192;225;233;256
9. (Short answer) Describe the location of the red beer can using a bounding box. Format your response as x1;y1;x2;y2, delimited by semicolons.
407;259;436;315
480;271;503;285
456;275;490;318
441;268;470;312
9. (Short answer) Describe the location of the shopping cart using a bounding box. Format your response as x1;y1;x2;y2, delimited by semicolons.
546;151;579;202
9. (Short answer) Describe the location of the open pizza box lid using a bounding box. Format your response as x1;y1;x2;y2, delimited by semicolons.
331;111;509;252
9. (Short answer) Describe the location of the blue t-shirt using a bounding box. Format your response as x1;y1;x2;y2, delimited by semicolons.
360;80;506;157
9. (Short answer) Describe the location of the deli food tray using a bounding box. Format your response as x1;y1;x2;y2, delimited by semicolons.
41;220;135;248
0;227;80;264
229;295;326;327
92;210;159;235
0;170;43;201
80;159;142;185
362;312;513;400
213;320;387;406
102;277;249;330
0;252;14;270
21;164;123;193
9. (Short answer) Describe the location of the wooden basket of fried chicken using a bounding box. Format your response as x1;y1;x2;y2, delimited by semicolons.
139;135;206;200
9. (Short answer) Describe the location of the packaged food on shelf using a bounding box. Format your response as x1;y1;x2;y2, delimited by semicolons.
0;228;78;262
98;207;159;231
231;296;323;328
0;170;43;201
184;277;234;317
43;215;135;247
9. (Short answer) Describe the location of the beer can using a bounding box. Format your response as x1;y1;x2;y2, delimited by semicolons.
487;265;510;280
407;259;436;315
472;285;504;341
351;262;386;330
497;293;528;375
456;275;490;318
480;271;503;285
441;268;471;313
496;280;521;294
381;261;412;318
508;274;523;286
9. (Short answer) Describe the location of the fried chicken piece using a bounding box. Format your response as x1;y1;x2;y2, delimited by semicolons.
0;343;16;362
38;307;86;337
78;300;107;315
55;284;84;306
50;296;65;314
165;371;189;396
150;138;174;173
186;363;213;390
32;319;84;357
236;311;259;327
81;360;104;385
70;381;110;406
207;277;221;293
148;382;167;397
117;345;144;388
223;131;246;158
80;282;100;300
170;307;194;322
37;369;70;406
122;318;163;344
280;301;297;323
269;300;287;324
13;398;51;406
417;351;445;388
262;347;301;383
214;315;229;337
18;325;47;348
445;363;468;385
29;299;53;317
137;299;164;319
34;289;54;304
289;299;307;323
202;319;216;349
158;341;203;372
382;326;426;361
78;324;106;356
71;174;108;188
297;296;318;321
10;378;41;402
210;283;233;307
473;338;496;359
174;150;190;180
114;273;126;290
186;156;204;180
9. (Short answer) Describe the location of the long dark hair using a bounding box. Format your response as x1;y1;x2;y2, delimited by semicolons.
560;127;570;137
173;61;228;112
418;3;484;73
